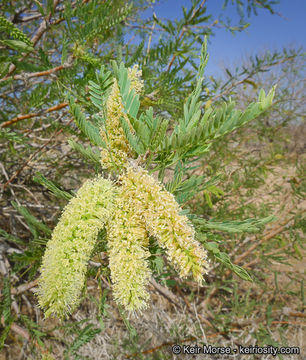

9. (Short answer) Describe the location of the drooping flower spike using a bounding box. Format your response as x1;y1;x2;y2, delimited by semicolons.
107;190;151;312
37;177;117;318
105;166;209;312
119;166;209;284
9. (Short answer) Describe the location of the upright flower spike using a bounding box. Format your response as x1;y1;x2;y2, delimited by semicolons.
120;167;209;283
37;177;117;318
100;64;144;171
127;64;144;94
107;190;151;312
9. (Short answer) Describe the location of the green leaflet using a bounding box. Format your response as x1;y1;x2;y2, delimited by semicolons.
0;16;33;47
113;61;170;155
68;96;105;148
33;172;74;201
0;39;34;53
214;252;252;282
119;115;144;155
88;65;114;112
158;86;275;163
116;62;140;119
202;241;252;282
193;215;275;233
68;139;101;165
12;201;51;238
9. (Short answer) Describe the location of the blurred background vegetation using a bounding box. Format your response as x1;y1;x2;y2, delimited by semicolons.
0;0;305;359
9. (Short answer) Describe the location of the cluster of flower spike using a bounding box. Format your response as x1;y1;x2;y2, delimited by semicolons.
37;64;208;318
119;167;208;284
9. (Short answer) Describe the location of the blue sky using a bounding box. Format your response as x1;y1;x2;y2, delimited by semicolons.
137;0;306;77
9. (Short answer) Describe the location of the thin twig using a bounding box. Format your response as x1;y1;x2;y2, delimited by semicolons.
201;212;297;310
1;0;61;81
167;0;207;72
12;279;39;296
0;102;68;128
1;117;73;189
1;316;30;341
209;56;296;104
175;284;214;328
7;63;72;82
144;17;156;65
150;277;182;308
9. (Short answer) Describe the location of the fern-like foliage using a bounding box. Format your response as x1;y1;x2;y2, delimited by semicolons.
115;62;141;119
68;139;101;166
126;40;145;67
138;40;277;169
107;46;275;181
158;83;275;163
12;201;51;238
147;39;177;63
193;215;275;233
33;172;74;200
0;277;14;351
7;203;52;279
68;96;105;148
113;62;170;155
65;323;102;358
0;228;25;246
88;65;114;112
0;15;33;46
0;277;12;325
63;0;132;43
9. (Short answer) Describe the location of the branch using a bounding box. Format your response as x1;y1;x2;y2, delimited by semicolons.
233;211;297;265
0;62;72;83
210;55;296;103
1;117;73;189
167;0;207;72
201;210;297;310
150;277;182;308
0;102;68;128
1;0;61;81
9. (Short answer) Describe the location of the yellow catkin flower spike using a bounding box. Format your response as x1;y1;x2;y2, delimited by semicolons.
100;64;144;171
37;177;117;318
120;167;209;283
106;190;151;312
128;64;144;94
